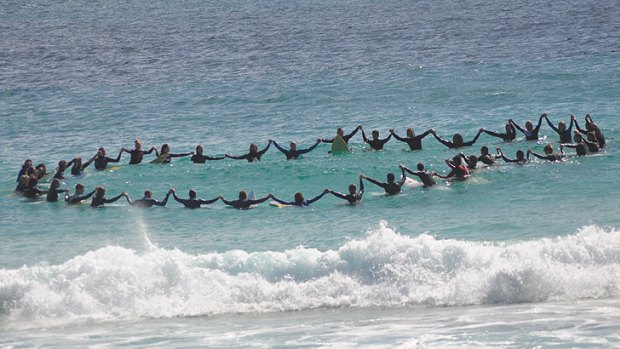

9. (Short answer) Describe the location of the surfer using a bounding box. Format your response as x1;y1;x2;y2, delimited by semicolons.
321;125;362;144
361;129;392;150
65;183;96;204
477;146;497;165
435;155;471;180
390;128;433;150
121;139;157;164
270;189;330;207
52;160;69;180
191;145;225;163
221;190;271;209
271;139;321;160
482;122;516;142
360;167;407;195
399;163;437;187
90;187;128;207
68;156;94;176
509;113;545;141
560;132;597;156
328;175;365;204
574;114;605;148
155;144;193;164
225;141;273;162
496;148;527;164
46;179;69;202
127;190;172;208
431;129;483;149
544;114;574;144
527;144;565;161
16;159;32;182
92;147;123;170
170;188;220;208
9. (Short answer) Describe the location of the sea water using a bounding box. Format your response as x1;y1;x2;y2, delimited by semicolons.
1;0;620;347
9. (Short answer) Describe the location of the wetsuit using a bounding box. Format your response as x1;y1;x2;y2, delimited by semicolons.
321;128;361;144
575;120;605;148
272;141;320;160
364;172;406;195
191;154;225;163
433;131;482;149
498;153;527;164
172;193;219;208
510;116;544;141
129;193;171;208
65;190;96;204
158;152;193;164
402;168;436;187
528;152;564;162
94;151;122;170
361;131;392;150
483;124;516;142
477;154;496;166
391;130;432;150
68;158;92;176
124;148;156;164
226;143;271;162
546;118;574;144
444;165;470;179
91;193;125;207
23;187;46;198
46;189;66;202
271;191;328;207
329;178;365;204
221;196;270;209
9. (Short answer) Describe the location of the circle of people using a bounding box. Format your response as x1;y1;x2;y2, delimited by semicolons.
14;113;606;209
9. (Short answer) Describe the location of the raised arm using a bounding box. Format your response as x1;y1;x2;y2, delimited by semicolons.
380;133;393;145
298;139;321;155
257;141;272;156
225;153;248;160
462;129;483;147
361;129;369;143
482;129;504;139
269;195;293;206
545;115;559;133
361;174;384;187
248;195;271;205
271;140;289;155
105;192;126;204
526;149;547;160
390;129;407;142
329;190;348;200
144;147;156;155
534;113;545;132
397;168;406;186
198;196;221;205
509;119;526;134
110;150;123;163
343;126;362;143
172;191;189;206
306;189;330;205
431;131;453;148
169;152;193;158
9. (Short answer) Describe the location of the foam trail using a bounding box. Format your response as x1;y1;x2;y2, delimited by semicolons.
1;222;619;329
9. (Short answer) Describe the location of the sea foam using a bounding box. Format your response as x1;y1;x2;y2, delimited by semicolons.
1;222;619;328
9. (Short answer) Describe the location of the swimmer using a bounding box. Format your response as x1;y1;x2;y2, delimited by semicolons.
16;159;32;182
271;139;321;160
46;179;69;202
127;190;172;208
155;144;193;164
121;139;157;164
399;163;437;187
390;127;433;150
321;125;363;144
52;160;69;180
431;129;484;148
435;155;471;180
270;189;330;207
65;183;96;204
225;141;272;162
482;122;516;142
221;190;271;209
90;187;128;207
574;114;605;148
67;156;94;176
92;147;123;170
20;173;47;198
509;113;545;141
361;129;392;150
34;163;47;180
560;132;596;156
544;114;574;143
477;146;497;165
527;144;565;162
360;167;407;195
458;153;478;170
328;175;365;204
496;148;527;164
191;145;225;163
170;188;220;208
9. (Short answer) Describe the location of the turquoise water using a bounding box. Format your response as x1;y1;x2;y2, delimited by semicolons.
1;0;620;347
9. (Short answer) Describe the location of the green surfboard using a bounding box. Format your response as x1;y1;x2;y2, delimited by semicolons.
330;135;349;154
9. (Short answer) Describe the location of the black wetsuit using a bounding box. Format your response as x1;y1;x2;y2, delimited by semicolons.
402;168;436;187
546;118;574;144
364;173;406;195
483;125;516;142
271;191;328;207
477;154;496;166
125;148;156;164
321;128;361;144
91;193;125;207
391;130;432;150
23;187;46;198
46;189;66;202
272;141;320;160
433;131;482;149
68;158;92;176
221;196;270;209
94;152;122;170
65;190;96;204
191;154;225;163
575;120;606;148
528;152;564;162
159;152;193;164
129;193;171;208
510;116;544;141
226;143;271;162
330;179;365;204
361;131;392;150
172;193;219;208
498;153;527;164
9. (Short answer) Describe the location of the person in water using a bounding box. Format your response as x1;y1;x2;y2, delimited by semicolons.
496;148;527;164
52;160;69;180
121;139;157;164
270;189;330;207
361;167;407;195
92;147;122;170
16;159;32;182
221;190;271;209
509;113;545;141
271;139;321;160
225;141;273;162
431;129;484;148
399;163;437;187
16;174;47;198
328;175;365;204
65;183;96;204
574;114;605;148
155;144;193;164
482;122;516;142
46;179;69;202
435;155;471;180
34;163;47;180
477;146;497;166
127;190;173;208
390;127;433;150
527;144;565;162
68;156;94;176
321;125;363;144
544;114;574;144
191;145;225;163
90;187;128;207
361;129;392;150
560;132;597;156
170;188;220;208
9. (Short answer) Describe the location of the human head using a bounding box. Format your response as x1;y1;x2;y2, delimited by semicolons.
249;143;258;153
73;156;82;167
22;159;32;169
573;132;582;142
525;121;533;131
51;178;60;189
468;155;478;167
372;130;379;139
135;140;142;150
406;128;415;137
289;141;297;151
505;123;513;134
143;191;152;198
558;121;566;132
452;155;462;165
587;132;597;142
196;145;204;155
161;144;170;154
238;191;247;200
348;184;357;195
189;190;197;199
58;160;67;170
387;172;395;183
480;146;489;156
294;192;304;203
516;150;525;161
336;128;344;136
75;183;85;194
417;162;425;171
95;187;106;196
98;147;106;156
452;133;464;146
544;144;553;154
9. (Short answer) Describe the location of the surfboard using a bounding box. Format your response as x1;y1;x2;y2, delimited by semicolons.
248;190;256;201
330;135;349;154
269;201;290;208
150;154;169;164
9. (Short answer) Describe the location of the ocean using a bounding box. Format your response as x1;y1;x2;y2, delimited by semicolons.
1;0;620;347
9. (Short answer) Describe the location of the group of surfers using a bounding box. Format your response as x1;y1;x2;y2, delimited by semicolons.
14;113;606;208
